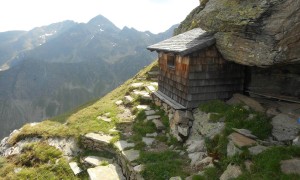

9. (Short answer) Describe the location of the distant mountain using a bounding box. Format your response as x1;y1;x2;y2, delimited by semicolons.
0;15;177;139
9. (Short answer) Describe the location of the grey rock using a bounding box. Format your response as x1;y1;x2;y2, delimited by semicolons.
232;128;257;139
228;132;256;148
136;105;150;110
123;95;134;104
131;82;144;88
293;136;300;146
145;110;156;116
142;137;155;146
244;160;253;172
122;149;140;162
186;140;206;153
114;140;135;151
97;116;112;122
266;107;281;117
115;100;123;106
48;137;81;158
174;110;189;124
85;133;113;145
169;177;182;180
248;145;268;155
220;164;242;180
196;156;213;167
146;85;156;92
227;94;265;112
227;140;241;157
146;115;160;121
133;164;144;173
146;132;158;137
271;114;300;141
188;152;207;166
69;162;83;175
84;156;113;166
280;159;300;175
88;164;125;180
178;124;190;137
153;119;165;131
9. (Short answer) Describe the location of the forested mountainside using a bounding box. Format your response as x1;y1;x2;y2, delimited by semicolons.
0;15;176;139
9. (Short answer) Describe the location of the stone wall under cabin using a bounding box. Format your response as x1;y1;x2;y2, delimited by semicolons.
158;46;245;109
246;64;300;98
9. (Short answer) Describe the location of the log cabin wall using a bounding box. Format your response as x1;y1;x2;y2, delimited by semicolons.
158;46;245;109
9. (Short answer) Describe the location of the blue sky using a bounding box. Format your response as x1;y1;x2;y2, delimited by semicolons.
0;0;198;33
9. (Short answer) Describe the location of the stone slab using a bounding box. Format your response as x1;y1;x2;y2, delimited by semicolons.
271;114;300;141
115;100;123;106
232;128;257;139
228;132;256;148
136;105;150;110
84;156;113;166
85;133;113;144
146;115;160;121
122;149;140;162
145;110;156;116
153;119;165;131
131;82;144;88
69;162;82;175
248;145;268;155
142;137;155;146
114;140;135;151
220;164;242;180
280;159;300;175
87;164;125;180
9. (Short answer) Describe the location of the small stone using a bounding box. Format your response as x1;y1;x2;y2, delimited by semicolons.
114;140;135;151
142;137;155;146
248;145;268;155
227;140;241;157
146;115;160;121
122;149;140;162
179;151;185;156
169;176;182;180
84;156;112;166
134;164;144;173
169;145;174;149
136;105;150;110
280;158;300;175
196;156;213;167
146;85;156;92
293;136;300;146
186;140;206;153
115;100;123;106
14;167;22;174
87;164;125;180
188;152;207;166
97;116;112;122
145;110;156;116
244;160;253;172
123;95;134;104
228;132;256;148
220;163;242;180
69;162;83;175
153;119;165;131
146;132;158;137
232;128;257;139
178;124;189;137
131;82;144;88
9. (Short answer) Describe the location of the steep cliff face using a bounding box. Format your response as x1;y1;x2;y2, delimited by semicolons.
176;0;300;67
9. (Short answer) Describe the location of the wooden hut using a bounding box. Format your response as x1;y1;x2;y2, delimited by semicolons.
147;28;245;109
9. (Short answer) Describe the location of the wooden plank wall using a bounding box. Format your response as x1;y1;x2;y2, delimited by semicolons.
157;46;245;109
187;46;244;108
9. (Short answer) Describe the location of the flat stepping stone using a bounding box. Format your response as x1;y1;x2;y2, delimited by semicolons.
69;162;83;175
114;140;135;151
153;119;165;131
145;110;156;116
123;96;134;104
142;137;155;146
228;132;256;148
280;158;300;175
131;82;144;88
88;164;125;180
232;128;257;139
136;105;150;110
115;100;123;106
150;82;158;86
122;149;140;162
97;116;112;122
146;85;156;92
133;164;144;173
85;133;113;145
248;145;268;155
146;115;160;121
133;90;151;99
146;132;158;137
84;156;113;166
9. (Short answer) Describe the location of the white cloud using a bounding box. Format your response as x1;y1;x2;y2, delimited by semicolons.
0;0;198;33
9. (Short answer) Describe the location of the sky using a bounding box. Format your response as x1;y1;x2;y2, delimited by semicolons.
0;0;199;34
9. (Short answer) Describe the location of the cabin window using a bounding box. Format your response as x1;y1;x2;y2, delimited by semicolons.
167;54;175;69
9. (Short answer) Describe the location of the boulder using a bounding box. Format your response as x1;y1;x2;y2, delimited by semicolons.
186;140;206;153
176;0;300;67
227;94;265;112
271;114;300;141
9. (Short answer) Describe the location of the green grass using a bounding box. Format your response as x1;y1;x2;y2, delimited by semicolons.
138;150;188;180
236;146;300;180
199;100;272;139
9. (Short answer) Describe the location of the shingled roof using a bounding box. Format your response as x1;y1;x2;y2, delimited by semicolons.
147;28;215;56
